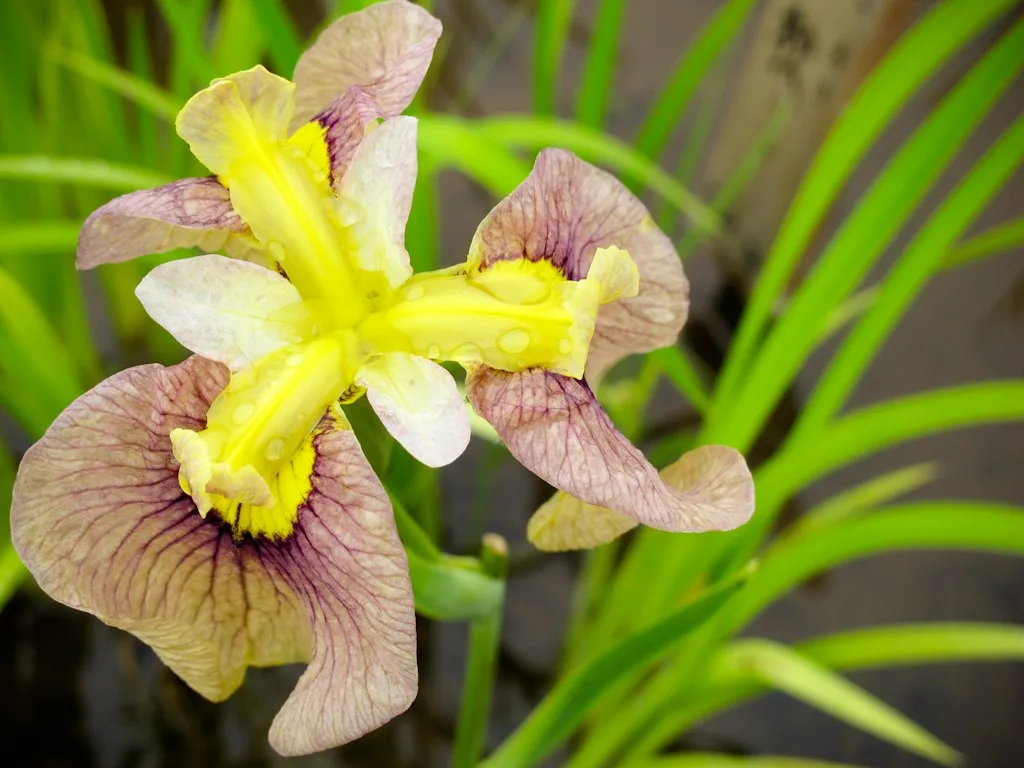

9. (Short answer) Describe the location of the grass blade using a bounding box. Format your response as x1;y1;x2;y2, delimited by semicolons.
786;462;940;539
708;13;1024;450
482;569;750;768
634;0;758;163
534;0;575;115
643;623;1024;760
945;215;1024;269
418;115;530;197
45;45;182;121
650;346;710;413
574;0;626;128
710;0;1018;416
477;116;723;238
0;155;170;191
0;221;81;255
725;641;959;765
791;109;1024;442
250;0;303;76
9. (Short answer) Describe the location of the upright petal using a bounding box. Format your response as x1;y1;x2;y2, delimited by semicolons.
355;352;470;468
176;66;295;179
12;357;416;755
291;0;442;130
468;368;754;533
136;254;316;371
469;149;689;384
315;85;384;189
77;177;258;270
337;116;417;290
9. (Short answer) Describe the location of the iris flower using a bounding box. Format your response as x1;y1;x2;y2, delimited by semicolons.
11;0;753;757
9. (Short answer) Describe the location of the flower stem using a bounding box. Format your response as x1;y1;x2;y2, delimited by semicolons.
452;533;509;767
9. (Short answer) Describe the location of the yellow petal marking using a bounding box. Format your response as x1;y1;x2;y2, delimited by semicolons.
171;334;359;539
175;66;365;327
358;247;639;377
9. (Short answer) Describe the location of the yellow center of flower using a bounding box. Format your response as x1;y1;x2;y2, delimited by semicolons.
169;66;640;539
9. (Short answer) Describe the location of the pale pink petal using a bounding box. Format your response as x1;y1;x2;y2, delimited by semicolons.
315;85;383;189
135;255;315;371
356;352;470;468
468;368;754;533
291;0;442;130
469;148;689;384
77;177;258;270
12;356;416;755
264;406;417;754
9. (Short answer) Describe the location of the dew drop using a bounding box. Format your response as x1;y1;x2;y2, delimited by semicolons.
406;285;426;301
558;338;573;355
497;329;530;354
265;438;286;462
427;344;441;359
232;402;255;424
286;353;304;367
450;342;483;364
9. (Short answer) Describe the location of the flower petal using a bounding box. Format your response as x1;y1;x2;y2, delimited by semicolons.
527;490;638;551
11;357;309;702
336;116;417;290
315;85;384;189
468;367;754;533
469;148;689;385
291;0;442;130
356;352;470;468
135;254;316;371
263;405;417;755
77;177;258;270
176;65;295;180
12;356;417;755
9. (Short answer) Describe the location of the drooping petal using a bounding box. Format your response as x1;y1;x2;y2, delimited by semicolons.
77;177;260;270
11;356;417;755
468;148;689;385
355;352;470;468
263;405;417;755
527;490;638;551
135;254;316;371
468;368;754;533
290;0;442;131
11;357;308;702
336;116;417;290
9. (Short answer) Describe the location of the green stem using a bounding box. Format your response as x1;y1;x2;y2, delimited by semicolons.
452;533;509;767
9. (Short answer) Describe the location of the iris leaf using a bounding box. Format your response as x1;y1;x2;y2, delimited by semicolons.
634;0;758;163
0;155;170;191
710;0;1020;418
723;641;959;766
482;566;751;768
476;116;723;238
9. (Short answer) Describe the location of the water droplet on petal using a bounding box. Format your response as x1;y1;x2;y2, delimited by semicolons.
450;343;483;364
265;438;286;462
286;353;304;367
406;285;426;301
558;339;573;355
233;402;255;424
497;329;530;354
427;344;441;359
